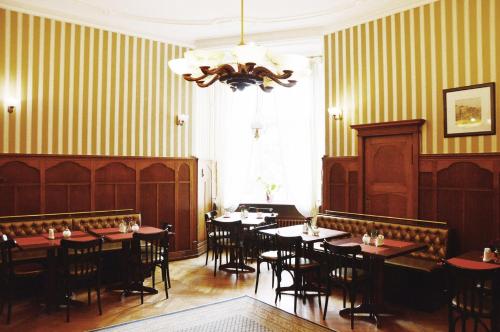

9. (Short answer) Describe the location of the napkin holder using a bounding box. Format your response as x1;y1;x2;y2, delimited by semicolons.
362;233;371;245
62;228;72;238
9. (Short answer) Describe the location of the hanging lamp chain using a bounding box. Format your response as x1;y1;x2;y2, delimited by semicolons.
239;0;245;45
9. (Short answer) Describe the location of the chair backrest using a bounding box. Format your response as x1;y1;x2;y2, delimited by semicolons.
60;237;104;278
204;211;217;222
0;234;15;272
275;234;303;267
444;262;498;321
323;241;363;283
251;223;277;252
212;220;242;247
132;231;169;268
264;216;277;225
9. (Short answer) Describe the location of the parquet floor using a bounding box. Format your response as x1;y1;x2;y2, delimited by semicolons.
0;255;448;332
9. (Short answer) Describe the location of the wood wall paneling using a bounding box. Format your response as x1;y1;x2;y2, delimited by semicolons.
0;154;198;259
324;152;500;254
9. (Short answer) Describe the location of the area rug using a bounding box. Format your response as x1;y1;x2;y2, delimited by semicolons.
92;296;335;332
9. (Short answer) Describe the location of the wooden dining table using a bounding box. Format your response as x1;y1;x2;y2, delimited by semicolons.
447;250;500;269
13;231;97;310
326;236;427;327
213;212;275;227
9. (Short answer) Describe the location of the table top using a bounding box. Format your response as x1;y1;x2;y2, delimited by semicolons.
447;250;500;270
88;226;165;243
213;212;275;226
260;225;349;243
326;236;427;259
14;231;95;250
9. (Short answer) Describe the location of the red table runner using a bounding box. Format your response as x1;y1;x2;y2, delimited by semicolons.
447;257;499;270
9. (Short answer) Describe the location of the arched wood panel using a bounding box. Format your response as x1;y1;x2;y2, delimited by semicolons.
45;161;91;213
322;157;358;213
140;163;175;229
0;161;40;215
95;162;136;211
177;163;191;251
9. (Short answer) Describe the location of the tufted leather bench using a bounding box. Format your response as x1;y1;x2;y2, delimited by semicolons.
316;214;373;237
373;221;449;272
0;213;141;261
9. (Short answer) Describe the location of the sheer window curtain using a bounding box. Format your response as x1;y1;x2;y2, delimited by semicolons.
194;58;324;216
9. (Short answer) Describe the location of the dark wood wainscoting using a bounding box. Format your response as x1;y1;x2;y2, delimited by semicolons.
323;153;500;254
0;154;198;259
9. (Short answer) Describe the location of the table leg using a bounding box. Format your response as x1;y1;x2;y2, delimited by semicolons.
45;248;56;312
339;256;384;327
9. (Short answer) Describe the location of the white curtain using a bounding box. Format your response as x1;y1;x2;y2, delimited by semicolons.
194;58;324;216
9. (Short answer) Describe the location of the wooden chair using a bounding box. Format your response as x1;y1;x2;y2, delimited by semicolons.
211;220;244;277
60;237;104;322
130;231;170;304
0;234;45;324
322;241;370;329
274;234;321;313
204;211;217;266
151;223;172;289
444;261;499;332
254;222;278;294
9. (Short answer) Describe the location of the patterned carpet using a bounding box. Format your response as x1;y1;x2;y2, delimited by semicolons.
92;296;335;332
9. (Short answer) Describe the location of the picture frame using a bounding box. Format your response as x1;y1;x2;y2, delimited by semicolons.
443;82;496;137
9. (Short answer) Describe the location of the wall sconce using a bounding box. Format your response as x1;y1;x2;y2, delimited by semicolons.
176;113;189;126
5;97;19;114
251;118;263;139
328;106;343;120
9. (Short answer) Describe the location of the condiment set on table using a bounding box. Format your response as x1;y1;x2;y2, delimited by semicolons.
362;232;385;247
47;227;72;240
483;247;498;262
302;221;320;236
119;221;140;233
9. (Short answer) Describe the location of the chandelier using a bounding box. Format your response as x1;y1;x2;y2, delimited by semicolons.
168;0;308;92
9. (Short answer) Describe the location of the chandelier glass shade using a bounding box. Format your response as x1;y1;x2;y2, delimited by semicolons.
168;0;309;92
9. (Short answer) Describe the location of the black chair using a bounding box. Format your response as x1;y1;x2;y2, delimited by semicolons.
274;234;321;313
0;234;45;324
254;222;278;294
130;230;170;304
322;241;370;329
151;223;172;289
444;261;499;332
211;220;244;277
204;211;217;266
60;237;104;322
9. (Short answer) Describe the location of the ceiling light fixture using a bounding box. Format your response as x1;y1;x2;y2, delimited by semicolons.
168;0;308;92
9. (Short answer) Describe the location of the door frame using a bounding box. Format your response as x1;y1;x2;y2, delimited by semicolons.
351;119;425;218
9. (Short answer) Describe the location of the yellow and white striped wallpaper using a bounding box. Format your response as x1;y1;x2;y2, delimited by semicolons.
0;8;192;157
324;0;499;156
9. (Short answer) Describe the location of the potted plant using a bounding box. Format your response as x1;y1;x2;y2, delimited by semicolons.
257;177;280;203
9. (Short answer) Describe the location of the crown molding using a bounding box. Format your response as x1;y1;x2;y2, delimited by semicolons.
321;0;439;35
0;0;194;47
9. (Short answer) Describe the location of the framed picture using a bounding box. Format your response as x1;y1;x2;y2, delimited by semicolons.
443;82;496;137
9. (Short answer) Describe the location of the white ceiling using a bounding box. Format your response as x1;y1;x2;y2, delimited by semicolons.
1;0;436;54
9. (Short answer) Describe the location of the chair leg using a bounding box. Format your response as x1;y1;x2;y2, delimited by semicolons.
317;269;322;307
152;266;156;286
66;286;71;323
6;287;11;325
140;281;144;305
342;289;347;308
323;280;330;321
294;278;298;313
166;260;171;288
162;265;169;299
214;247;218;277
96;287;102;315
350;291;355;329
255;260;260;294
205;239;210;266
87;287;91;305
271;264;275;288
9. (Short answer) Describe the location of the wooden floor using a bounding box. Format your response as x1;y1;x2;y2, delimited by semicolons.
1;255;448;332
